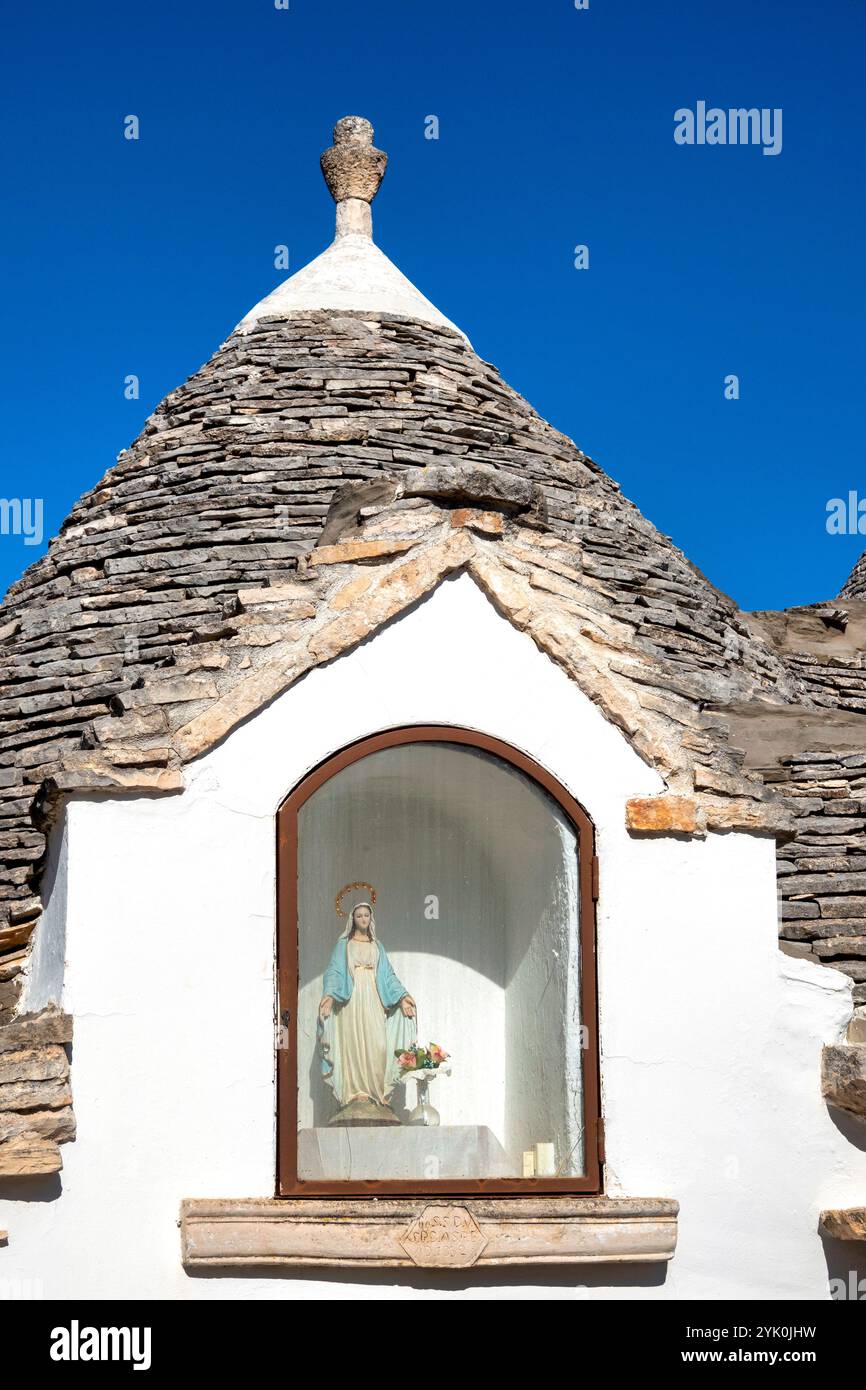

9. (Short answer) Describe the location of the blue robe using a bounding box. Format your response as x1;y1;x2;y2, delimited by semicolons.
318;936;415;1104
322;936;409;1010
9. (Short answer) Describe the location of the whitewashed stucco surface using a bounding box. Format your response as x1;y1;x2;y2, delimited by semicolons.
4;573;865;1300
236;233;467;340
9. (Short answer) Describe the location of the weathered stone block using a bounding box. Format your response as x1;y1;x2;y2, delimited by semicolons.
780;901;820;919
138;677;219;707
0;1007;72;1055
822;1044;866;1119
819;1207;866;1241
0;1045;69;1086
810;918;866;937
828;961;866;982
813;936;866;959
328;572;374;611
626;796;698;835
237;582;314;608
0;949;27;983
0;1137;62;1176
450;508;504;537
46;766;184;797
0;922;35;953
820;897;866;918
0;1076;72;1112
0;1106;75;1144
779;941;817;961
402;463;540;514
781;872;866;897
310;538;416;566
796;817;866;834
0;978;22;1013
694;764;753;798
847;1014;866;1045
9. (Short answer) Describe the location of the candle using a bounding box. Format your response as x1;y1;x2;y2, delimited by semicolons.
522;1149;536;1178
534;1142;556;1177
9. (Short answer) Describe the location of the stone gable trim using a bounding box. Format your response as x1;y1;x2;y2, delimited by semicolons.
42;519;789;841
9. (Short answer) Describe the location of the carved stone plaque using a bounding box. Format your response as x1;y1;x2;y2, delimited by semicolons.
398;1204;488;1268
180;1196;680;1269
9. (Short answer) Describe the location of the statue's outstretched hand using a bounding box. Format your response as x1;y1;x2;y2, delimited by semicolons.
400;995;416;1018
319;995;334;1020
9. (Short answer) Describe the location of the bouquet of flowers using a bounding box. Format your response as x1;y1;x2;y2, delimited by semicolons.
395;1042;450;1074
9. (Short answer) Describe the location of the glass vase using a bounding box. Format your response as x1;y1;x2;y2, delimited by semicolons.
408;1075;440;1127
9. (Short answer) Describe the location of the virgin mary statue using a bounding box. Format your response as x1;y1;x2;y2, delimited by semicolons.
318;901;417;1125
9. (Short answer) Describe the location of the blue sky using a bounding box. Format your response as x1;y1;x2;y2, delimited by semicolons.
1;0;864;608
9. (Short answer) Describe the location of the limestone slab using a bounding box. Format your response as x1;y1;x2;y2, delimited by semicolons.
626;795;698;835
181;1196;679;1269
0;1106;75;1144
822;1044;866;1119
0;1076;72;1112
819;1207;866;1241
0;1008;72;1055
0;1137;62;1176
310;538;416;566
403;463;539;514
0;923;35;953
450;508;504;536
0;1045;68;1085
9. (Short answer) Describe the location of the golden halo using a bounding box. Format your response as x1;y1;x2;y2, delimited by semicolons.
335;882;378;918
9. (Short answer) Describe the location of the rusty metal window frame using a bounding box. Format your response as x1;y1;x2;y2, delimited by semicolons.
276;725;602;1197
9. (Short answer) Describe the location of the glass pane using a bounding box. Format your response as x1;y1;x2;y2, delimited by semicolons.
296;742;584;1182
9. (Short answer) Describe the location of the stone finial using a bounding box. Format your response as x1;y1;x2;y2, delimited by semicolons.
320;116;388;240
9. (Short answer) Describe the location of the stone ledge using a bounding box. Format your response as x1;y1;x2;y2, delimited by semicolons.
401;463;542;516
180;1196;679;1270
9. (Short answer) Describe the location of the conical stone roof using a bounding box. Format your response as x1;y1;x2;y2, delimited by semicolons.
0;116;846;1026
840;551;866;599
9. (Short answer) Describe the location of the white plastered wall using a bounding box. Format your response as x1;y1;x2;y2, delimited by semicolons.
4;572;866;1300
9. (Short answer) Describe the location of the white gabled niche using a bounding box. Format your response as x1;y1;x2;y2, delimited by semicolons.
295;740;583;1176
12;572;860;1301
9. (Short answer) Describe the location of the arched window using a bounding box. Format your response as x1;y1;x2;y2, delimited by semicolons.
277;727;601;1196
